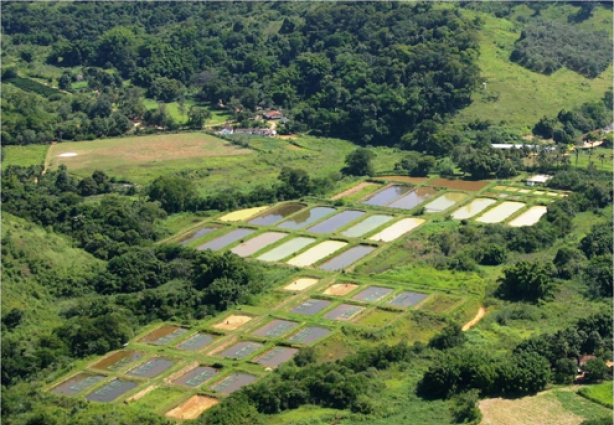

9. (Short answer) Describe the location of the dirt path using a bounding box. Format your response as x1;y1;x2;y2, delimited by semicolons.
462;306;486;331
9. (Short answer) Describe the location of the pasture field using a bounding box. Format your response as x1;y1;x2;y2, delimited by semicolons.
578;382;613;408
46;132;251;183
480;389;611;425
2;144;49;169
451;6;613;134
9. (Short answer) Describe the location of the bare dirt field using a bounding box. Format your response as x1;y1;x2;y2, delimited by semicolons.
323;283;359;296
429;178;490;191
283;278;319;291
165;395;219;420
331;182;377;200
212;315;253;330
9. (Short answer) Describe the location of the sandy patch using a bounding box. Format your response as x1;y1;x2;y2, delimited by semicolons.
219;206;269;222
165;395;219;420
58;152;78;157
323;283;358;296
283;278;319;291
479;392;584;425
125;385;158;403
212;315;253;330
331;182;377;200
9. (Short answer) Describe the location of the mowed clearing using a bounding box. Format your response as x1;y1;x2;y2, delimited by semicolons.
47;133;251;180
479;389;610;425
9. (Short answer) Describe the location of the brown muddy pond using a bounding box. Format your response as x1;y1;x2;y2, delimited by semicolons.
92;350;144;372
248;203;306;225
141;326;188;346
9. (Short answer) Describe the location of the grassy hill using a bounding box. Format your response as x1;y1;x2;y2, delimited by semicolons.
451;4;612;134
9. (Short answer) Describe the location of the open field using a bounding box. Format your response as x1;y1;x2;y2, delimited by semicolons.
578;382;613;408
480;389;611;425
452;6;613;134
46;133;251;181
2;144;49;169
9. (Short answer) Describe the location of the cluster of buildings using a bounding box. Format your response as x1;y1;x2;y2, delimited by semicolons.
217;110;285;137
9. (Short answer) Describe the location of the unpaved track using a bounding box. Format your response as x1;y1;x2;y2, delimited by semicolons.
462;306;486;331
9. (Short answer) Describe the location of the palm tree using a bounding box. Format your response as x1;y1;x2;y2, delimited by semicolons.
574;147;580;167
556;144;567;170
587;148;594;169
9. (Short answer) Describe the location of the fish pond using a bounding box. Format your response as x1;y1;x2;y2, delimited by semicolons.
287;326;331;344
508;206;547;227
52;373;105;396
451;198;496;220
341;215;394;238
86;379;138;403
257;237;315;262
307;210;365;234
369;218;424;242
290;299;332;316
174;366;219;388
230;232;287;257
252;320;299;338
177;333;216;351
388;291;428;308
423;192;467;213
353;286;394;302
210;373;257;394
386;187;437;210
127;358;175;379
324;304;365;321
475;201;526;224
361;185;412;206
286;241;347;267
197;228;255;251
253;347;299;368
318;245;375;271
248;203;306;225
220;341;263;359
277;207;337;230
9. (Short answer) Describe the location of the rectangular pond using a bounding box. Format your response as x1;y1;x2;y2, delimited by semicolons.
86;379;138;403
174;366;219;388
508;206;547;227
210;373;257;394
286;241;347;267
290;299;332;316
177;333;216;351
254;347;299;368
256;237;315;262
451;198;497;220
197;228;255;251
369;218;425;242
93;350;143;372
362;185;413;206
248;203;306;226
475;201;526;224
277;207;337;230
220;341;263;359
252;320;299;338
141;326;188;346
230;232;288;257
423;192;468;213
219;206;269;222
179;227;219;245
386;187;437;210
287;327;331;344
388;291;428;308
306;210;365;234
318;245;375;271
324;304;365;321
353;286;394;302
127;358;174;379
341;215;394;238
52;373;105;396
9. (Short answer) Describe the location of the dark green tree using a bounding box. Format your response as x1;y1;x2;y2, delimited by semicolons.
344;148;375;176
497;261;555;302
